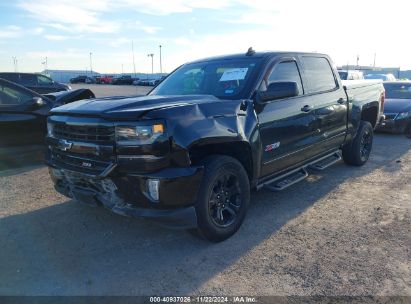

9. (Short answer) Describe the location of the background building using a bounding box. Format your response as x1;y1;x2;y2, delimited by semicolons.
41;70;166;83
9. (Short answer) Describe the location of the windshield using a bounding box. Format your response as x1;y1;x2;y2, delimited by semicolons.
338;71;348;80
384;83;411;99
149;58;262;100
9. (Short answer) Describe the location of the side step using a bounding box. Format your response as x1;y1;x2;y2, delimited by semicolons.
309;151;342;171
263;168;308;192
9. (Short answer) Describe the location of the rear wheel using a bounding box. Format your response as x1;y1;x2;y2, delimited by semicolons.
192;155;250;242
342;121;374;166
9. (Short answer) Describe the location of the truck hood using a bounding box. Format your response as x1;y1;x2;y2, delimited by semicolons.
51;94;221;118
384;98;411;113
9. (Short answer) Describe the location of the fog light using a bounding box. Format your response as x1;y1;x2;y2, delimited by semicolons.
147;179;160;202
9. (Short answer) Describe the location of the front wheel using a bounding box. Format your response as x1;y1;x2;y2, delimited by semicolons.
342;121;374;166
193;155;250;242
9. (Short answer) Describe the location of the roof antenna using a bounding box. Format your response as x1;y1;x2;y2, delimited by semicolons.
246;47;255;56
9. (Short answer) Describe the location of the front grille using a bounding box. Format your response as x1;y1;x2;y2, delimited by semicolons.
53;122;115;142
51;150;113;175
384;113;398;120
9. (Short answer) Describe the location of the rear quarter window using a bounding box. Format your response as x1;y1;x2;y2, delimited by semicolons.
302;57;337;94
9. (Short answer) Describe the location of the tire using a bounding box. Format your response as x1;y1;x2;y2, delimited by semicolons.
342;121;374;166
192;155;250;242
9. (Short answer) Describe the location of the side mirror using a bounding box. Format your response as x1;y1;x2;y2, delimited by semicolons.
256;81;299;102
31;97;47;109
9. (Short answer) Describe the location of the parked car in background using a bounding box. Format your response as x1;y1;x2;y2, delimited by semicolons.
338;70;364;80
70;76;89;84
0;78;94;147
135;79;157;86
377;81;411;135
0;72;70;94
46;50;385;241
99;75;114;84
154;76;167;86
111;75;136;85
365;73;396;81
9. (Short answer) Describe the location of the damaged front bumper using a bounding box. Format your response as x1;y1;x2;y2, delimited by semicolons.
48;165;203;229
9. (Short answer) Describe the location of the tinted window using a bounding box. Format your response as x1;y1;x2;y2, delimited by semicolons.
384;83;411;99
302;57;337;93
0;82;34;105
37;75;53;85
0;73;19;83
265;61;303;95
338;71;348;80
20;74;37;86
150;58;262;100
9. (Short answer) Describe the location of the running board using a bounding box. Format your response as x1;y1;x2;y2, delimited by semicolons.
263;168;308;192
308;151;342;171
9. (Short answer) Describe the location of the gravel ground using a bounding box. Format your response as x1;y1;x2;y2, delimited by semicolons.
0;85;410;296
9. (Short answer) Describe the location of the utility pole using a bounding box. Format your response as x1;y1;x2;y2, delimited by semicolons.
147;53;154;75
373;53;376;68
131;40;136;77
89;52;93;75
121;63;124;74
356;54;359;67
159;45;162;74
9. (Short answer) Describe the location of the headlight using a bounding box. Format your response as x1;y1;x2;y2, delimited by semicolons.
396;112;411;120
47;122;54;137
115;123;165;144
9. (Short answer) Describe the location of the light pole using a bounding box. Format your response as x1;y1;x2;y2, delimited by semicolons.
12;56;17;72
121;63;124;74
89;52;93;75
159;45;162;75
131;40;136;77
147;53;154;75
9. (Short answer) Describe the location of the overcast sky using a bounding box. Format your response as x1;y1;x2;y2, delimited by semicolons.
0;0;410;74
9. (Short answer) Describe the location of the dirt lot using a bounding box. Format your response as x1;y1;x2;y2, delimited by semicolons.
0;85;410;296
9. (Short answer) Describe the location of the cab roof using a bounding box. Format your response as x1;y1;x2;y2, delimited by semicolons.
187;51;329;64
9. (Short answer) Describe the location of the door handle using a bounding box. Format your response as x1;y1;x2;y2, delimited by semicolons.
337;98;346;104
301;105;314;112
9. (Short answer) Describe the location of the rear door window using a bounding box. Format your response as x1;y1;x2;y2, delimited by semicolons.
20;74;37;86
302;57;337;94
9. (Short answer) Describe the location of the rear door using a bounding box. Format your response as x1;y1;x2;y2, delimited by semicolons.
0;79;49;147
299;56;347;154
257;57;318;176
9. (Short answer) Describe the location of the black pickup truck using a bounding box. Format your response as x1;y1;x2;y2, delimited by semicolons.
46;50;385;242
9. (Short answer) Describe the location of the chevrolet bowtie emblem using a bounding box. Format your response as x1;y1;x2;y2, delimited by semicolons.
56;139;73;151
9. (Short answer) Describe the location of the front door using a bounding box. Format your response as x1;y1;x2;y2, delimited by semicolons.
0;80;48;147
257;58;317;177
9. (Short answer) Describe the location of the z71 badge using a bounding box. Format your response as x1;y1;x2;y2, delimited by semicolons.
265;142;280;152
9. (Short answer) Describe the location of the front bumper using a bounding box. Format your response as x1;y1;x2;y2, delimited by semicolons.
48;165;203;229
376;117;410;134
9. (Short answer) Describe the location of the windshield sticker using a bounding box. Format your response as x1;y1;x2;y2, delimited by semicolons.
220;68;248;81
